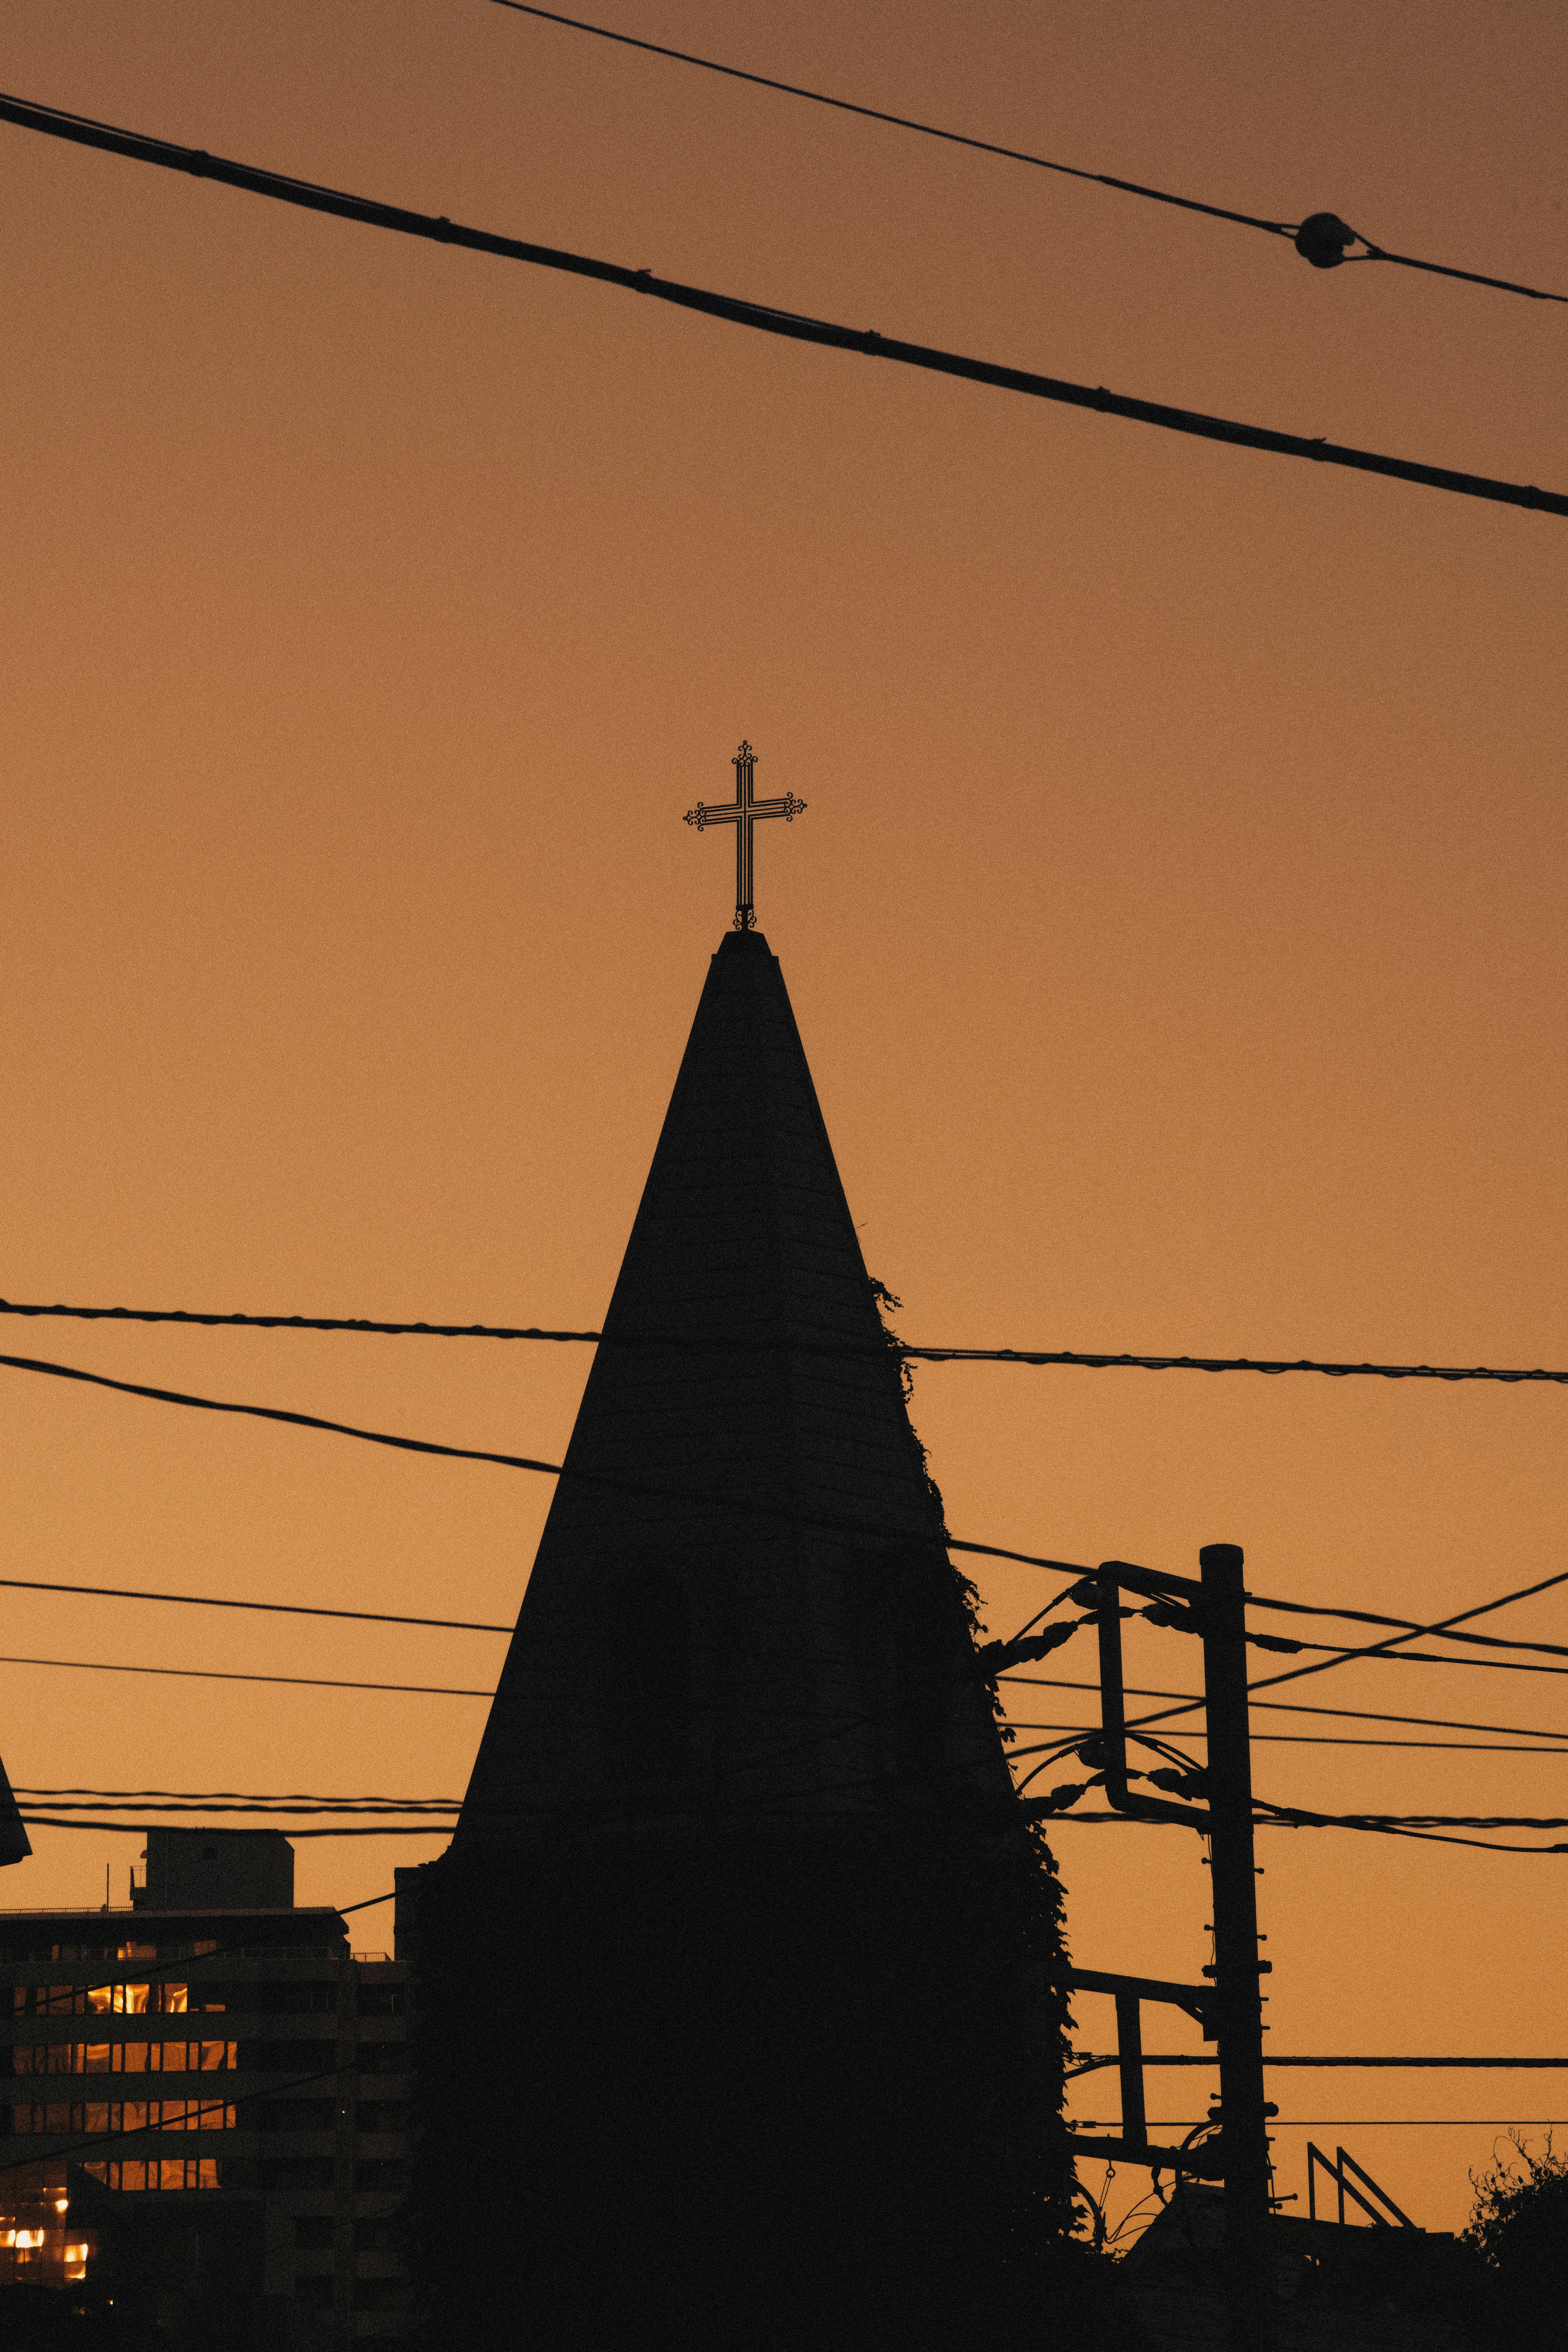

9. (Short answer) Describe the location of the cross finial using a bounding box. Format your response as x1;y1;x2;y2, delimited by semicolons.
684;742;806;931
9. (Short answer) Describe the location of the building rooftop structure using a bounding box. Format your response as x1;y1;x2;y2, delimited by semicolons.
0;1833;408;2343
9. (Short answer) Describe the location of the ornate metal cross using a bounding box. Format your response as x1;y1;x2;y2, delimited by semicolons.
684;742;806;931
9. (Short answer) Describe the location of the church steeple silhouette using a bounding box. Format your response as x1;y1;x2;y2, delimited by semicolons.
454;925;1013;1837
405;920;1074;2352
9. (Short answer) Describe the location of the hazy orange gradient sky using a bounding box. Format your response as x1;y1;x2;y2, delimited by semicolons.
2;0;1565;2236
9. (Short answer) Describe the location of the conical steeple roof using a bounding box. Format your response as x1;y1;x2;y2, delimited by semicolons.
455;929;1013;1840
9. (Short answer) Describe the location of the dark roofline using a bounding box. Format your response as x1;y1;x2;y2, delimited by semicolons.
0;1904;345;1923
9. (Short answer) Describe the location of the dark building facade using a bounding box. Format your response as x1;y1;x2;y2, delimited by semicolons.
1;1831;408;2342
407;929;1075;2350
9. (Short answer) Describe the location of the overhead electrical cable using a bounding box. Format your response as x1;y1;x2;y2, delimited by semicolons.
0;1653;494;1697
1242;1595;1568;1663
6;1346;1563;1689
1013;1682;1568;1746
0;1566;511;1635
0;90;1561;517
0;1296;603;1342
7;1335;1562;1708
1021;1809;1558;1855
18;1815;454;1835
18;1786;461;1804
491;1;1293;237
1002;1677;1568;1748
1264;1806;1568;1832
1212;1627;1568;1675
20;1802;455;1817
913;1345;1568;1381
0;1347;1082;1582
487;0;1568;309
1130;1568;1568;1731
1004;1722;1568;1753
1069;2055;1568;2074
1261;1651;1568;1681
7;1296;1568;1385
1009;1575;1568;1666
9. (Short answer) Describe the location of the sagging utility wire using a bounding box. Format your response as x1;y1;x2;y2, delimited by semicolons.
7;1294;1568;1386
0;1653;494;1697
0;89;1561;517
1000;1676;1568;1746
489;1;1568;308
0;1345;1082;1584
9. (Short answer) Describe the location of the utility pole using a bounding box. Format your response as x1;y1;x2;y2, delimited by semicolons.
1200;1542;1276;2352
1050;1550;1276;2351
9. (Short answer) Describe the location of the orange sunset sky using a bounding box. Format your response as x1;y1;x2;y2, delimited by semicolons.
2;0;1565;2238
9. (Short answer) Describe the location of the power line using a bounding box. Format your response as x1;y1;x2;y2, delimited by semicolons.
1016;1571;1568;1666
1058;1586;1568;1673
1243;1594;1568;1664
492;1;1292;239
8;1296;1568;1385
1000;1676;1568;1747
0;1345;568;1484
1227;1625;1553;1669
1027;1809;1558;1855
18;1786;459;1804
0;1652;494;1697
0;88;1561;518
1260;1802;1568;1834
1132;1568;1568;1730
9;1345;1566;1670
0;1296;600;1341
1005;1722;1568;1754
21;1806;456;1825
0;1346;1082;1584
0;1569;509;1635
18;1815;452;1835
911;1345;1568;1382
1242;1635;1568;1681
489;0;1568;309
1070;2056;1568;2073
1287;1651;1568;1681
